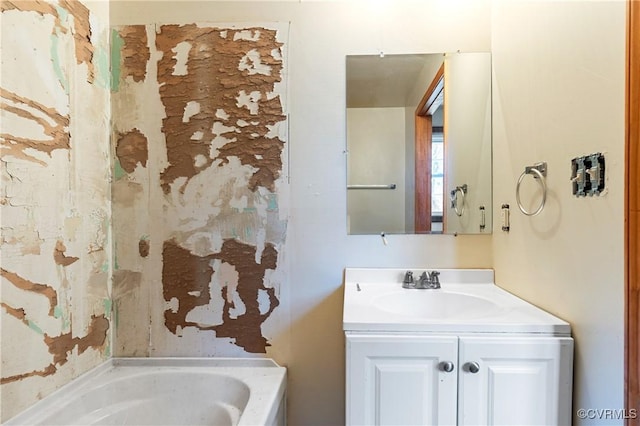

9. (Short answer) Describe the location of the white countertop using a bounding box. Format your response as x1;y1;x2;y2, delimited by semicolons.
343;268;571;336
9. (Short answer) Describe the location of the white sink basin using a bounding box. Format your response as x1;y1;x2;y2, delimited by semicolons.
343;268;572;335
372;290;501;320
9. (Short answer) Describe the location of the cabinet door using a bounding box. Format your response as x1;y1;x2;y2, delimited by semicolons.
458;336;574;426
346;334;458;426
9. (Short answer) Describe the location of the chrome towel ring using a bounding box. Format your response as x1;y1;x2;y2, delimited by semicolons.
516;162;547;216
450;184;468;217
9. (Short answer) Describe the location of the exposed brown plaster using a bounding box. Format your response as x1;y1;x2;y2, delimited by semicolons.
0;87;70;164
115;129;148;173
1;268;57;316
153;25;285;194
0;315;109;384
139;239;150;258
58;0;94;83
1;302;28;323
44;314;109;365
118;25;149;83
53;240;79;267
211;239;279;353
162;238;279;353
162;240;215;334
0;364;57;385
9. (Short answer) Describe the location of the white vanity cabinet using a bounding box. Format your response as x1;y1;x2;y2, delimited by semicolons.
343;268;574;426
346;333;573;426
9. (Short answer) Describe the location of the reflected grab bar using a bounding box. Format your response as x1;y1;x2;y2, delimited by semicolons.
347;184;397;190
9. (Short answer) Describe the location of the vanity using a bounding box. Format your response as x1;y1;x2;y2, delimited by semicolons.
343;268;573;426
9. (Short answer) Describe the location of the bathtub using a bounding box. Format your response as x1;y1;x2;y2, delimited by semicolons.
5;358;287;426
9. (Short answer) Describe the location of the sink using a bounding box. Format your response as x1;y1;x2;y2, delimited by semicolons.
342;268;573;334
372;290;501;320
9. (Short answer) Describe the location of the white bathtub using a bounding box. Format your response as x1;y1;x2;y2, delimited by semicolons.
6;358;286;426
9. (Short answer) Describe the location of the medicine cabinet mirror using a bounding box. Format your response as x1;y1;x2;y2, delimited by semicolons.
346;52;492;235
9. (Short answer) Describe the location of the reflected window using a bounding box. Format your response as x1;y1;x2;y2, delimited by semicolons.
431;131;444;217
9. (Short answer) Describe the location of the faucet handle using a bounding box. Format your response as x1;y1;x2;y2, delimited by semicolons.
429;271;441;287
402;271;415;288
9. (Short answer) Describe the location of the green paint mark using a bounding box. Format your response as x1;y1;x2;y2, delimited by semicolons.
54;4;69;22
231;228;238;238
53;306;63;318
50;30;69;94
113;243;119;271
94;45;110;89
101;261;109;273
113;302;119;329
27;320;44;335
114;159;127;180
104;340;111;358
103;298;112;316
110;29;124;92
245;227;253;239
267;194;278;211
243;207;258;213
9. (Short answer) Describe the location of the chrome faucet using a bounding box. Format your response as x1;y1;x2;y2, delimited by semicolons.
402;271;415;288
402;270;440;289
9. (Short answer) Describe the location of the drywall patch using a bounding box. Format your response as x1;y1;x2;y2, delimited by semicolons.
115;129;148;173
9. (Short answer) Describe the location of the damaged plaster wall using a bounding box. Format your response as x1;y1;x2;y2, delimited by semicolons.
0;1;112;421
111;23;289;357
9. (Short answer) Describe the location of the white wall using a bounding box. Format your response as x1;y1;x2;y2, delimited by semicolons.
491;1;626;423
347;107;406;234
111;1;493;424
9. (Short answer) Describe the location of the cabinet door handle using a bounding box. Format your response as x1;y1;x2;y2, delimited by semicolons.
439;361;455;372
465;362;480;373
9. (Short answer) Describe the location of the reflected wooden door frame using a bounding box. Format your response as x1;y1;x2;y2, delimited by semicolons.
626;0;640;421
415;64;444;233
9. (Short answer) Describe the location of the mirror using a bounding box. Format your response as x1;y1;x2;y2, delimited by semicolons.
346;52;492;235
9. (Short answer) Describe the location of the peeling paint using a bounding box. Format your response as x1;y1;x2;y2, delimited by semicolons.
58;0;94;83
2;0;96;84
0;88;70;164
1;315;110;385
155;25;286;194
162;238;279;353
1;0;112;417
117;25;149;83
111;22;288;358
1;268;58;316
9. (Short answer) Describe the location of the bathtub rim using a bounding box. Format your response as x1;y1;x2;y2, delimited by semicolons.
5;357;287;426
